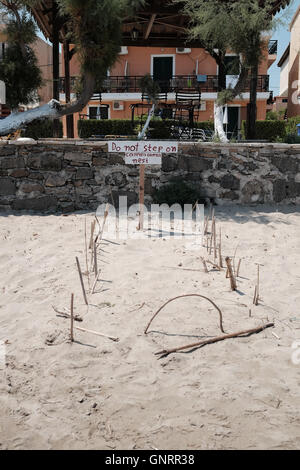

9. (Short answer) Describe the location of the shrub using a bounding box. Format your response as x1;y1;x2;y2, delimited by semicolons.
78;119;135;138
284;134;300;144
285;115;300;136
21;118;63;139
152;180;205;207
241;120;286;142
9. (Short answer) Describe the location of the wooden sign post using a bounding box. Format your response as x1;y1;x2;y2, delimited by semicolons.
108;141;178;231
138;164;145;231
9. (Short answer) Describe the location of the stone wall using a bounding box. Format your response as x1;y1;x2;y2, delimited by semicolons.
0;140;300;212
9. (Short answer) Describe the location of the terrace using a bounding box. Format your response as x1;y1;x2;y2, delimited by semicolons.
59;74;270;96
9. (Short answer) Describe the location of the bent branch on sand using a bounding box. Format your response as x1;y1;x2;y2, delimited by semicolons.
144;294;225;335
155;322;275;358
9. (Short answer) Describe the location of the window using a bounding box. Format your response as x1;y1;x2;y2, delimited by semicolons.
88;105;109;120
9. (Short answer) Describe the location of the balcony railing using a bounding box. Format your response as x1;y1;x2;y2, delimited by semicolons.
268;40;278;55
59;74;270;96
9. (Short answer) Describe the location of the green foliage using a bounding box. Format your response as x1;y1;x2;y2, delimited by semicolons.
266;110;286;121
241;120;286;142
285;115;300;135
153;180;205;207
78;119;135;138
0;43;43;109
0;3;43;110
139;74;160;103
284;134;300;144
79;118;214;139
180;0;275;69
266;111;279;121
21;119;63;139
58;0;143;82
4;10;37;45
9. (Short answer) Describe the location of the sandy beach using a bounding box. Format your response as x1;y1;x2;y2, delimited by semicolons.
0;205;300;450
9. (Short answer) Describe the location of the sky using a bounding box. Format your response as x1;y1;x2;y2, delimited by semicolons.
269;0;299;95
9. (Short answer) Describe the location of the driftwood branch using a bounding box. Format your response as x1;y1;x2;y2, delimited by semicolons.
206;259;222;271
52;305;83;322
144;294;225;335
74;326;119;342
155;323;274;358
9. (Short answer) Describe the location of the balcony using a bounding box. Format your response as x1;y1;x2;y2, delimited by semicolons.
268;40;278;55
59;74;270;96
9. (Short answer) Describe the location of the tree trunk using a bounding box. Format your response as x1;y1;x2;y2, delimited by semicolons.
246;63;258;140
64;40;74;138
52;2;61;138
138;104;155;140
214;101;228;143
218;60;226;92
0;72;96;137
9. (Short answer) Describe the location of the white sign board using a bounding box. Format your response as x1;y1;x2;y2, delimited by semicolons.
124;155;162;165
108;141;178;165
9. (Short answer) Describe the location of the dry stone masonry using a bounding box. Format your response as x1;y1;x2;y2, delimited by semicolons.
0;140;299;212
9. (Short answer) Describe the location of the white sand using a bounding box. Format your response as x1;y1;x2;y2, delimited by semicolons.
0;205;300;450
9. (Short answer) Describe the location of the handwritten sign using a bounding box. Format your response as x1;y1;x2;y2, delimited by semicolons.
108;141;178;165
124;155;162;165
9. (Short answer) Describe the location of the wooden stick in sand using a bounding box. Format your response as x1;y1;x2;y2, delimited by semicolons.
253;286;257;305
89;220;96;250
76;257;88;305
91;269;101;294
218;227;223;268
236;259;242;277
74;326;119;342
209;232;213;256
203;215;209;236
84;219;90;289
200;257;208;273
256;264;260;302
93;241;98;277
96;203;110;245
225;256;237;291
155;323;274;358
70;293;74;342
213;218;217;261
253;264;260;305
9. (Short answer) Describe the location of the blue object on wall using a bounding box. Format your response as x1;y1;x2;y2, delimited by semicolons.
297;123;300;136
197;75;207;82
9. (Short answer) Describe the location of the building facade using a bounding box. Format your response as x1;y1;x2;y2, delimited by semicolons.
277;5;300;118
61;41;277;139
